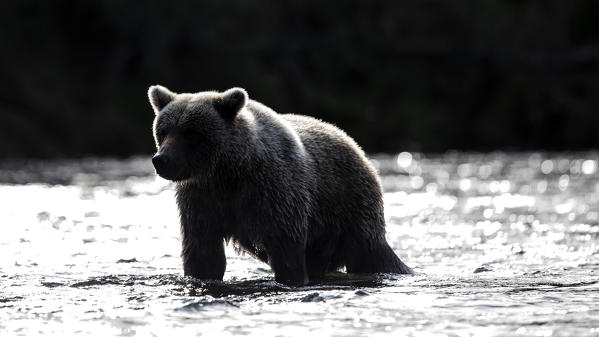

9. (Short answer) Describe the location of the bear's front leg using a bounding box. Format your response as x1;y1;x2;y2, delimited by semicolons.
181;234;226;280
176;184;226;280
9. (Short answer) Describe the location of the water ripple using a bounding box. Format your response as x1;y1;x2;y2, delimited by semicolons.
1;153;599;336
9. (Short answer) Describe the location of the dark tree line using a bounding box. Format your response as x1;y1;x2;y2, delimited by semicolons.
1;0;598;158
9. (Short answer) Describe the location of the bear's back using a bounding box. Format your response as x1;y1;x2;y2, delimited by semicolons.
280;114;374;175
242;101;382;216
281;113;382;206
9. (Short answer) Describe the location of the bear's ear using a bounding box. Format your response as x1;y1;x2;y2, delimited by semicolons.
148;85;176;114
214;87;248;120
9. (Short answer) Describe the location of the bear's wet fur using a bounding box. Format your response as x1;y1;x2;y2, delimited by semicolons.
149;85;412;286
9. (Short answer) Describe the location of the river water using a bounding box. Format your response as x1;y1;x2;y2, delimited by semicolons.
1;153;598;336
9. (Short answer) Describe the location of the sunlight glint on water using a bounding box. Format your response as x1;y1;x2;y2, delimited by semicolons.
0;153;598;336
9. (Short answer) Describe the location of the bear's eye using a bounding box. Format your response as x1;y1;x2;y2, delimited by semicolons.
181;129;205;143
156;129;170;143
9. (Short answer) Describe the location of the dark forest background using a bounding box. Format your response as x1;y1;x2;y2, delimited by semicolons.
1;0;599;158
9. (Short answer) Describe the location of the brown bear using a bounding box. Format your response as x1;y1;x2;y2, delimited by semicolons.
148;85;411;286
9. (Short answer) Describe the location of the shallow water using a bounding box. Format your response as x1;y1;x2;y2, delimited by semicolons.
1;153;598;336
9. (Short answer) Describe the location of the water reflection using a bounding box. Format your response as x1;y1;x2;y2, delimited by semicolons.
0;153;598;336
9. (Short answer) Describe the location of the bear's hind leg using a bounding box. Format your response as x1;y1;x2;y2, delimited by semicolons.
304;234;343;281
268;242;309;287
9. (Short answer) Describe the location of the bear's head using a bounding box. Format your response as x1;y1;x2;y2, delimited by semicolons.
148;85;248;182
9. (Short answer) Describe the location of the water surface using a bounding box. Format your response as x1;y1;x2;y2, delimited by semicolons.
1;153;598;336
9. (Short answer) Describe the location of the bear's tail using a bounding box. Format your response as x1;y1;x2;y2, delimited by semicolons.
345;241;413;275
388;250;413;274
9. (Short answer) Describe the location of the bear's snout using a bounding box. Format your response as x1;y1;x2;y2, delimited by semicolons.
152;153;169;171
152;153;180;180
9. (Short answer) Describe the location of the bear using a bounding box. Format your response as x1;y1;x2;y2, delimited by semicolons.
148;85;412;286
